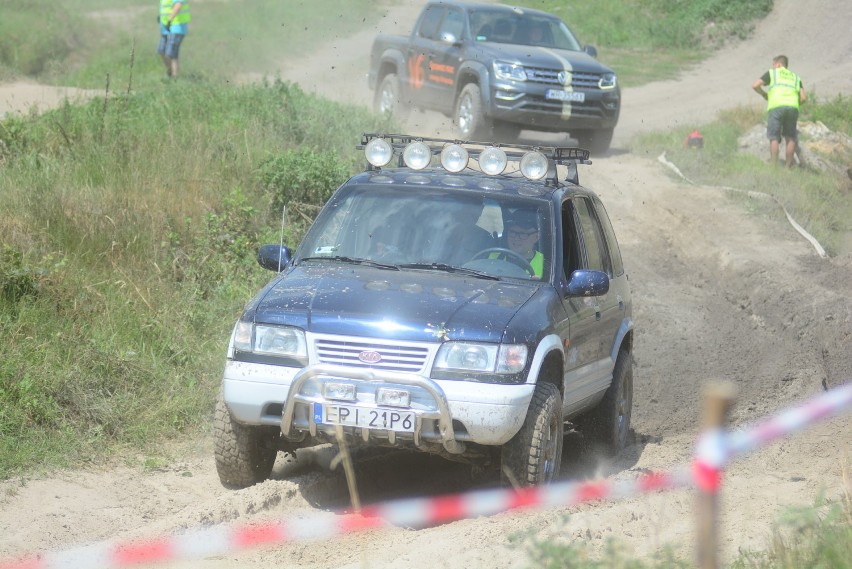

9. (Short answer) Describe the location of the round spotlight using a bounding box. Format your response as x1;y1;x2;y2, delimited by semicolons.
519;151;549;180
402;141;432;170
440;144;469;173
365;138;393;168
480;146;508;176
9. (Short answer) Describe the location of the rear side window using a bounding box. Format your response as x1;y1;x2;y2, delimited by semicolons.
418;6;443;40
593;197;624;277
573;197;611;275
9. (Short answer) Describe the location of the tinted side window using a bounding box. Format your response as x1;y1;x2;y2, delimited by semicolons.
440;8;465;40
593;197;624;277
418;6;443;40
573;197;611;274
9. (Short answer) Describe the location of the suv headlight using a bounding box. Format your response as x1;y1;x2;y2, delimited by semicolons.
493;60;527;82
599;73;617;90
233;322;307;361
434;342;527;374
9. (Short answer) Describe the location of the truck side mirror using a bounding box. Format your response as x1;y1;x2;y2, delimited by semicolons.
583;45;598;58
564;269;609;297
257;244;292;272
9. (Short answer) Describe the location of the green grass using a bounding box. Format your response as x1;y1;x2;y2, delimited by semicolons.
508;490;852;568
1;0;382;89
0;79;391;477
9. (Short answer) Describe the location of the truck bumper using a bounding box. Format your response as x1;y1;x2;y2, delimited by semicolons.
222;360;535;448
488;82;620;131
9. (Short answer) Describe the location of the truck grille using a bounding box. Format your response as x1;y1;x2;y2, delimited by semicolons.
525;67;602;89
315;339;430;373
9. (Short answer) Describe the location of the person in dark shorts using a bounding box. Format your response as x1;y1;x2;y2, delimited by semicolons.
752;55;807;168
158;0;191;79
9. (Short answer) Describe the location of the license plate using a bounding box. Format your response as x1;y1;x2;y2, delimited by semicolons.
314;402;415;432
546;89;585;102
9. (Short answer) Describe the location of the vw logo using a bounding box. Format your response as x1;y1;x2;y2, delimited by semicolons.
358;350;382;364
557;70;573;86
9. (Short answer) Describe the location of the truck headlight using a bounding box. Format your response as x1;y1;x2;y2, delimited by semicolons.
493;60;527;82
434;342;527;374
233;322;307;360
599;73;617;89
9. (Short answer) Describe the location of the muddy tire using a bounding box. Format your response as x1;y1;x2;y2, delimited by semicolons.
579;349;633;454
374;73;410;121
574;128;614;155
213;393;278;488
492;121;521;143
501;382;563;486
454;83;490;140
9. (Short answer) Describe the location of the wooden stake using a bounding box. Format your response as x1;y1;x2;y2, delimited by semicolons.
695;382;736;569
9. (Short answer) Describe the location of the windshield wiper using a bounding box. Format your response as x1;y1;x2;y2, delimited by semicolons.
399;262;499;280
300;256;400;271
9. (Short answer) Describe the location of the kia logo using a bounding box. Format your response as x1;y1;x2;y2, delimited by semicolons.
358;350;382;364
558;70;572;86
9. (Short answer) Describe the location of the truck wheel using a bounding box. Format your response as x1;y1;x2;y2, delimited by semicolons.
214;393;278;488
374;73;410;121
579;349;633;454
501;382;563;486
574;128;614;155
455;84;489;140
492;121;521;143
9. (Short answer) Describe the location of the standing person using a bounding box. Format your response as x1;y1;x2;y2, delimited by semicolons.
158;0;191;79
751;55;807;168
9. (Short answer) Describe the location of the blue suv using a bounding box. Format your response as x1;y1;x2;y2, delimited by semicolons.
214;134;633;488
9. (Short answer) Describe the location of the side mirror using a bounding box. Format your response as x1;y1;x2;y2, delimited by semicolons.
583;45;598;58
257;244;292;272
564;269;609;297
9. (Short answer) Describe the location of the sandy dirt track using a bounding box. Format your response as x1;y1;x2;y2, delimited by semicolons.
1;1;851;567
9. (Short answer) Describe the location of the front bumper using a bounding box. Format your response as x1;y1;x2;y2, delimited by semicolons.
488;81;620;131
222;360;535;449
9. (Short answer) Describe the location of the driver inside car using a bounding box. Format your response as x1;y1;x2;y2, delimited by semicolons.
491;210;543;278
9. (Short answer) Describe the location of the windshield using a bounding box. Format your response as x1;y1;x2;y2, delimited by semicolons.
469;10;582;50
298;184;552;281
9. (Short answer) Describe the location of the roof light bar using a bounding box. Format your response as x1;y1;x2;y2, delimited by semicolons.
358;134;592;185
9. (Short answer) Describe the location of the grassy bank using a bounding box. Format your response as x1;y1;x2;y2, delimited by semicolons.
515;0;773;86
632;94;852;256
0;80;389;476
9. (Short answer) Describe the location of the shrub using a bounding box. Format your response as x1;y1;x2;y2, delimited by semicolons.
258;146;351;216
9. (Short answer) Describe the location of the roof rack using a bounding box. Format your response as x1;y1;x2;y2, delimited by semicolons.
357;133;592;186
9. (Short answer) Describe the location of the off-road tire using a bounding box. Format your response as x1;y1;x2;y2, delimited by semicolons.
214;393;278;488
579;349;633;455
574;128;614;155
374;73;410;121
501;382;564;486
454;83;490;140
492;121;522;143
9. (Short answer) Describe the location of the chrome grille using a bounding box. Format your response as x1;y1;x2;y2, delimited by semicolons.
525;68;601;89
315;339;429;372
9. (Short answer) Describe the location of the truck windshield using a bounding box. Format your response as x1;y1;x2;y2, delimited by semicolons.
298;184;552;281
469;10;582;51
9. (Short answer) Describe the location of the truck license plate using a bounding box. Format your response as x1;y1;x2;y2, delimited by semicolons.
314;402;415;432
546;89;585;102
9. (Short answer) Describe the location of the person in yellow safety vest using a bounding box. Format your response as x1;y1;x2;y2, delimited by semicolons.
492;210;543;279
158;0;191;79
751;55;807;168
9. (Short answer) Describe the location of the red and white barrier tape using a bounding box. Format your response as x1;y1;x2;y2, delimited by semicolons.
2;381;849;569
